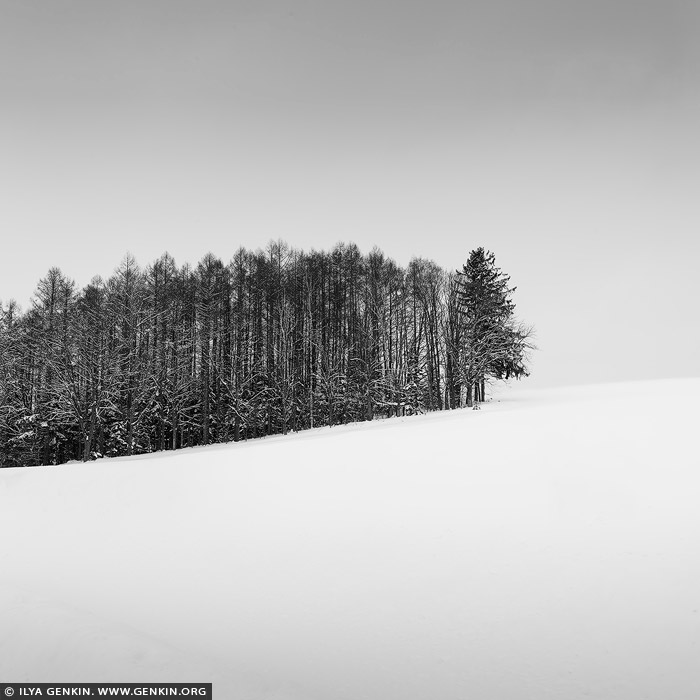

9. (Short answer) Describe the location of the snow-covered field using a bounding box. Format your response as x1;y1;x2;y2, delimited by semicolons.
1;379;699;699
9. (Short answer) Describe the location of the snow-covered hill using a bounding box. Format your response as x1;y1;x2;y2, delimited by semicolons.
1;379;699;699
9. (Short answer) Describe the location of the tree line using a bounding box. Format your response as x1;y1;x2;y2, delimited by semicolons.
0;243;533;467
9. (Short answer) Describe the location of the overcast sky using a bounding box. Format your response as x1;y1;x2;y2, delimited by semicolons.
1;0;698;388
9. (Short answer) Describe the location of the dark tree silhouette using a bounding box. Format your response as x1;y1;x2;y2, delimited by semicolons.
0;243;533;467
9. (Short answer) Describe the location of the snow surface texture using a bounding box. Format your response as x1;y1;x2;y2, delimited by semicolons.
1;379;699;699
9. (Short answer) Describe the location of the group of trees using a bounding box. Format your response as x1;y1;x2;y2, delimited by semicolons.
0;243;533;467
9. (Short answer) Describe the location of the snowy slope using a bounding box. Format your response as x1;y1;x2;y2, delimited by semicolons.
1;379;699;699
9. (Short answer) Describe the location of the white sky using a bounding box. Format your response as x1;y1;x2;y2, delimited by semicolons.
1;0;698;387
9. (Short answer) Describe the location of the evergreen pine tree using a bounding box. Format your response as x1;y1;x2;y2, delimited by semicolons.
456;248;529;406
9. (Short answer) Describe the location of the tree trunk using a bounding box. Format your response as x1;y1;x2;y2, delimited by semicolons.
83;401;97;462
171;411;178;450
